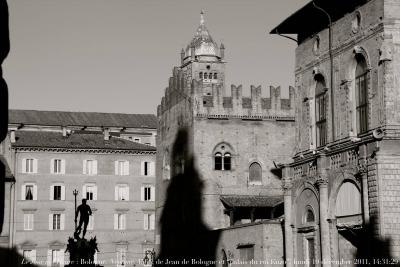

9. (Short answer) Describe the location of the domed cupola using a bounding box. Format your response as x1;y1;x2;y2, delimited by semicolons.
184;11;220;61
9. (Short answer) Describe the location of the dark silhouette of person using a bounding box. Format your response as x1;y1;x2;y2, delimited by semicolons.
155;128;221;267
75;198;92;239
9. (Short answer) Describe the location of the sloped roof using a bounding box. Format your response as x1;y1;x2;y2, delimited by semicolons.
220;195;283;208
12;131;156;151
9;109;157;129
270;0;368;42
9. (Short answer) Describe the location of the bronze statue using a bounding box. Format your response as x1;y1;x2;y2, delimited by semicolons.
75;198;92;239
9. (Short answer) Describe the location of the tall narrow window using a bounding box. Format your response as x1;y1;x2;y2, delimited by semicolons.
199;72;203;79
215;152;231;171
204;73;208;79
53;159;62;174
214;73;217;79
356;56;368;134
86;185;94;200
315;75;327;147
53;214;61;230
114;214;126;230
25;185;33;200
24;213;34;230
25;159;34;173
53;185;62;200
51;249;63;267
83;160;97;175
141;186;155;201
249;162;262;184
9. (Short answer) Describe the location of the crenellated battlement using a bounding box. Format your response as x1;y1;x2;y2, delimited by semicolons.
157;67;295;120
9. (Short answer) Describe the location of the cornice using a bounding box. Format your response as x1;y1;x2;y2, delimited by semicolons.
13;146;156;155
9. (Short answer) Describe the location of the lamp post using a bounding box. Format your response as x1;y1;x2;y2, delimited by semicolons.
73;189;78;230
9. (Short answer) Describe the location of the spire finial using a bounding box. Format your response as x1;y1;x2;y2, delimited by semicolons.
200;10;205;25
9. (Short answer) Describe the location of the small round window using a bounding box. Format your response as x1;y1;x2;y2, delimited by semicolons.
313;36;320;55
352;12;361;33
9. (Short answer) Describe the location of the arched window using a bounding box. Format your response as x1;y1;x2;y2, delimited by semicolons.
335;181;362;217
355;55;368;134
214;153;231;171
315;75;327;147
305;207;315;223
204;73;208;79
214;153;222;170
214;73;217;79
223;153;231;170
199;72;203;79
249;162;262;184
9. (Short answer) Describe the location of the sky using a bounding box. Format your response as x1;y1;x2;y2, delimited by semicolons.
4;0;309;115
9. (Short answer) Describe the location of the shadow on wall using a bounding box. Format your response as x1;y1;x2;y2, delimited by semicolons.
354;216;400;267
155;128;221;267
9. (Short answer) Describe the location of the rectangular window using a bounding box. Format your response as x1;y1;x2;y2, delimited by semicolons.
116;185;129;201
143;213;155;230
315;93;327;147
115;161;129;176
84;160;97;175
51;249;63;267
116;248;127;267
23;250;36;263
144;162;149;176
53;214;61;230
86;185;94;200
356;73;368;134
25;159;34;173
25;185;34;200
53;185;62;200
24;214;34;230
143;186;153;201
142;161;154;176
115;214;126;230
53;159;62;174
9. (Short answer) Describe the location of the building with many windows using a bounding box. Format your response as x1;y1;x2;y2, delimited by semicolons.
156;12;295;264
6;110;157;267
271;0;400;265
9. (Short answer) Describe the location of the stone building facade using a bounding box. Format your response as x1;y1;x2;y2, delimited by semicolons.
271;0;400;265
7;110;157;267
155;12;295;263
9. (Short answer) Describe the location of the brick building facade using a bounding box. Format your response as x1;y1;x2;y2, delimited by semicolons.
155;12;295;264
271;0;400;265
4;110;157;267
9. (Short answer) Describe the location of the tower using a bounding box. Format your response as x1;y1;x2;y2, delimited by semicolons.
156;12;296;246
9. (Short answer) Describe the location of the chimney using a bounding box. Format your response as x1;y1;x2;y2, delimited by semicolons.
10;130;16;143
62;127;67;137
104;128;110;141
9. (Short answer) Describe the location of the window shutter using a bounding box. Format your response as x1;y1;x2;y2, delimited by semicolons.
143;214;148;230
60;214;65;230
150;214;155;230
93;160;98;175
83;160;87;175
21;185;26;200
114;214;118;230
61;185;65;201
124;161;129;175
115;161;118;175
33;184;37;200
140;187;144;201
22;158;26;173
82;185;87;199
49;214;53;230
93;186;98;201
141;162;145;176
115;186;119;201
150;186;155;201
126;186;130;201
61;159;66;174
33;159;38;173
47;250;52;267
50;159;54;174
50;185;54;200
150;162;155;176
59;251;65;267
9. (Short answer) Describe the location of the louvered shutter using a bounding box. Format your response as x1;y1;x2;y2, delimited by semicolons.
150;186;155;201
150;214;155;230
61;185;65;201
50;185;54;200
61;160;66;174
22;158;26;173
93;160;98;175
150;162;155;176
49;214;53;230
140;187;144;201
33;184;37;200
143;214;148;230
60;214;65;230
21;185;26;200
33;159;38;173
124;161;129;175
83;160;87;174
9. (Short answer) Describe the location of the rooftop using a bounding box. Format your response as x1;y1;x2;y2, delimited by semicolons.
270;0;368;43
12;131;156;152
220;195;283;208
9;109;157;129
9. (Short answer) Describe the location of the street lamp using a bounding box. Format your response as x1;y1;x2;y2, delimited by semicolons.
73;189;78;229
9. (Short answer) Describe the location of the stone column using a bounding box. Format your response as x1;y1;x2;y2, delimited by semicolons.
317;178;331;267
283;179;294;267
328;218;339;267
